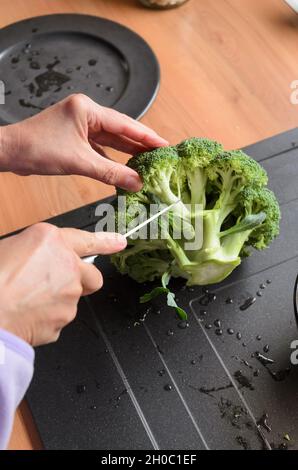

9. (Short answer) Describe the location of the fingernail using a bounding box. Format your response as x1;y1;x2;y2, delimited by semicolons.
156;136;169;145
151;134;169;145
124;174;143;192
114;233;127;247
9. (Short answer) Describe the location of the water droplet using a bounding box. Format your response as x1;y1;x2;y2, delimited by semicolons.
88;59;97;66
158;369;165;377
23;43;32;53
236;332;242;340
214;319;221;328
199;292;216;306
89;405;97;410
205;324;212;330
266;279;272;284
242;342;247;347
215;328;223;336
106;86;114;92
178;321;189;329
30;61;40;70
96;83;103;87
11;56;19;64
225;297;233;304
164;384;172;391
256;335;262;341
227;328;234;335
263;344;270;353
200;310;207;316
254;369;260;377
256;291;263;297
167;329;174;336
234;370;254;390
260;283;266;289
255;352;274;365
76;384;86;394
257;413;271;432
191;359;196;365
240;297;256;311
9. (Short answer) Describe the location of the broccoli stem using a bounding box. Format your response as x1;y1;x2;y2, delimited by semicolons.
187;169;207;207
220;229;252;260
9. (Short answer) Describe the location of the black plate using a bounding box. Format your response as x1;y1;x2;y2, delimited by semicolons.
0;14;160;124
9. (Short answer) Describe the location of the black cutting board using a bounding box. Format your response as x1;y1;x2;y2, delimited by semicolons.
0;14;160;124
13;129;298;449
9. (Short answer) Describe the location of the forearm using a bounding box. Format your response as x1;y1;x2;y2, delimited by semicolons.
0;125;20;173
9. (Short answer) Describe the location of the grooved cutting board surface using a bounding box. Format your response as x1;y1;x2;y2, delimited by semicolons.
25;129;298;450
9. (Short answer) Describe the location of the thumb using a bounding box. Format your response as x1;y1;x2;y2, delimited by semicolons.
61;229;127;257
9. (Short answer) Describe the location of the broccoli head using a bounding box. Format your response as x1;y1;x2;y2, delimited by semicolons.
111;138;280;288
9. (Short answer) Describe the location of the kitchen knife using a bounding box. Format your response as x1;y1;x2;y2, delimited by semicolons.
83;200;180;265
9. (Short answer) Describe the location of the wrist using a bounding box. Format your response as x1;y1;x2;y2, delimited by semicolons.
0;124;22;172
0;316;29;345
0;301;29;345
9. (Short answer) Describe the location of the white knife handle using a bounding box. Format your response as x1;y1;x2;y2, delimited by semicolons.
82;255;98;264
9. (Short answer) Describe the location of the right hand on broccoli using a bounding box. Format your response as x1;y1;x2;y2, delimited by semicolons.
0;223;126;346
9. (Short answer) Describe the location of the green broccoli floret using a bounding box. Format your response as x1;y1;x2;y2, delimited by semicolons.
127;145;194;241
177;137;223;207
111;137;280;296
127;145;180;204
235;186;281;252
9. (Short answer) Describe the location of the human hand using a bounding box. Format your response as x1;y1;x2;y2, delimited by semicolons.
0;223;126;346
0;94;168;191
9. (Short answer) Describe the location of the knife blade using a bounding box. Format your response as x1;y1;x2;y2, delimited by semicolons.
83;199;180;265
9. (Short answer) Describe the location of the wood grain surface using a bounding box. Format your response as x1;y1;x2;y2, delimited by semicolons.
0;0;297;450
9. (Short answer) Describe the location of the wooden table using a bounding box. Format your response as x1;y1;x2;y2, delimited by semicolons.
1;0;297;450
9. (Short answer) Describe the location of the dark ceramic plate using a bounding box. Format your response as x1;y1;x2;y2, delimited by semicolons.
0;14;160;124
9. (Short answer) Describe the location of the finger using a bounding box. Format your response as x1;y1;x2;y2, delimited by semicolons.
89;140;110;158
75;148;143;191
89;104;169;148
90;132;149;155
78;260;103;296
61;228;127;257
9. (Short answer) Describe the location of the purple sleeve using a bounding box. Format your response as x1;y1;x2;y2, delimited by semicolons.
0;328;34;449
